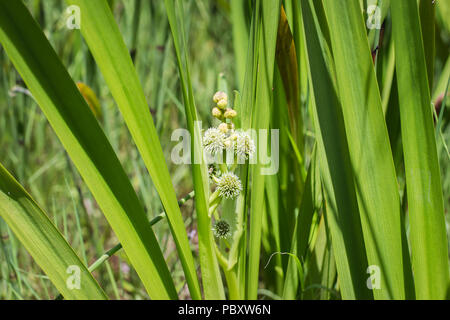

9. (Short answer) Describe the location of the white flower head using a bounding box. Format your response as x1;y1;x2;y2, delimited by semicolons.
223;137;235;150
235;130;255;159
203;127;225;156
216;172;242;199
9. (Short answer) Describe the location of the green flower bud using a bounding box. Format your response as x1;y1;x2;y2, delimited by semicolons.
213;91;228;103
224;108;237;119
212;107;222;118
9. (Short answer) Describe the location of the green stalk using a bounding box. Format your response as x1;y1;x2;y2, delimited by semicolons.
164;0;225;299
247;0;281;300
230;0;249;88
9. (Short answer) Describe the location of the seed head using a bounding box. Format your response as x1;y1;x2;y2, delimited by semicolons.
203;127;225;156
236;130;255;159
217;172;242;199
213;220;231;239
213;91;228;103
224;108;237;119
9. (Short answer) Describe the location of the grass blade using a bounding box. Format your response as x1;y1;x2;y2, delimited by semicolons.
419;0;435;91
300;0;372;299
391;0;449;299
246;0;282;300
322;0;414;299
66;0;201;300
0;163;107;300
164;0;225;299
0;0;177;299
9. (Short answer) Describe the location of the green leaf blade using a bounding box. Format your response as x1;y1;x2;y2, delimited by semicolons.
322;0;414;299
66;0;201;300
0;163;107;300
0;0;177;299
391;0;449;299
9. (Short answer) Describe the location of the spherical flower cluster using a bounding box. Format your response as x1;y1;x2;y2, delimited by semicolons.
203;128;225;156
213;220;231;239
235;130;255;159
216;172;242;199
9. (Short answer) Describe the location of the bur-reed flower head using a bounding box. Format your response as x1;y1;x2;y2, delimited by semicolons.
203;127;225;156
216;172;242;199
213;220;231;239
235;130;255;159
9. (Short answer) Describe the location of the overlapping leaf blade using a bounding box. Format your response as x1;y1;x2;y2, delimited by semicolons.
391;0;449;299
300;0;372;299
66;0;201;300
164;0;225;299
0;163;107;300
0;0;177;299
322;0;414;299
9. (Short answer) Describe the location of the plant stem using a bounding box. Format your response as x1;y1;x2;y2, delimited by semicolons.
213;241;240;299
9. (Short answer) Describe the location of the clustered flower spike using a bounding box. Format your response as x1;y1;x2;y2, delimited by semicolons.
205;90;254;244
217;172;242;199
203;127;225;156
211;91;229;120
213;220;231;239
235;130;256;159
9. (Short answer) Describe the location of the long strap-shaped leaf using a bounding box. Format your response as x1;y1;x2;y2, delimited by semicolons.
300;0;372;299
322;0;414;299
0;0;177;299
164;0;225;299
391;0;449;299
65;0;201;300
0;163;107;300
247;0;281;300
